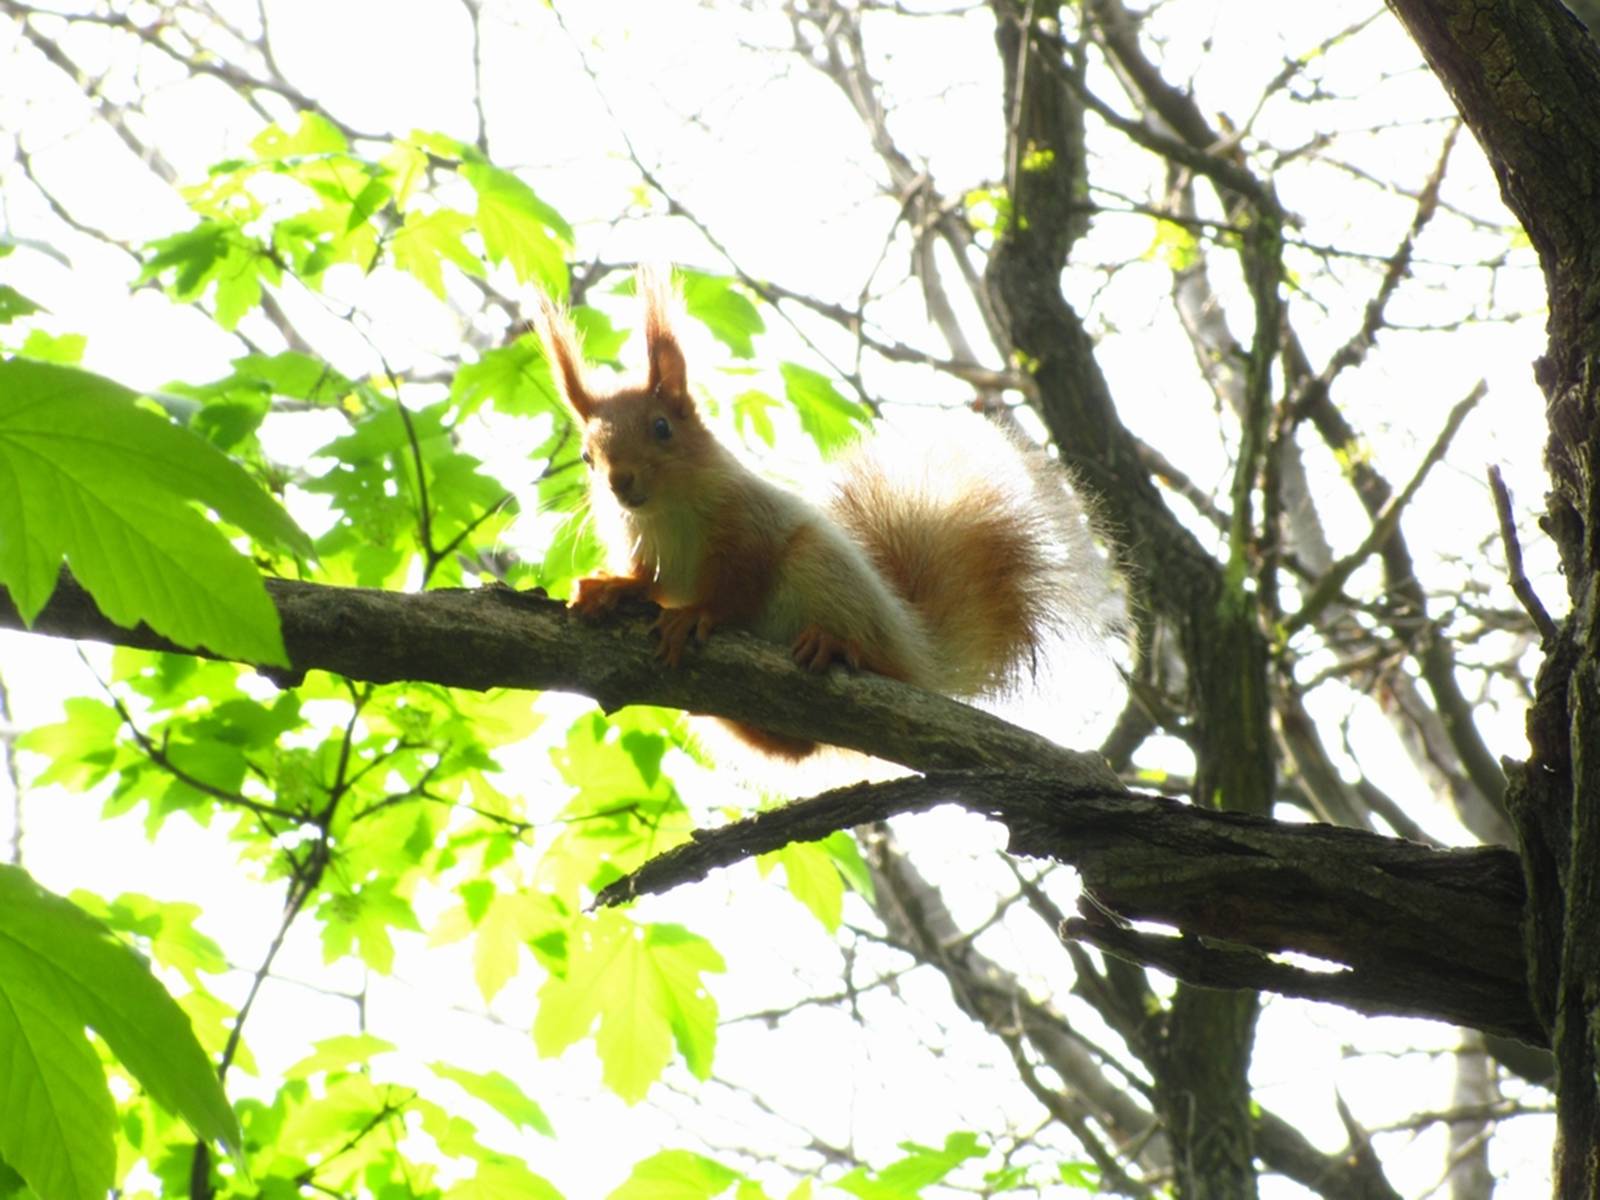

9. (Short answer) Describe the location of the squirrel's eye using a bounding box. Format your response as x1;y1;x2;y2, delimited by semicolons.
580;449;593;467
652;416;672;442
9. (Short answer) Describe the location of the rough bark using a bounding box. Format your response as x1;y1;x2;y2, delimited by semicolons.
0;572;1114;782
597;773;1539;1045
5;569;1550;1051
1382;0;1600;1191
985;3;1273;1192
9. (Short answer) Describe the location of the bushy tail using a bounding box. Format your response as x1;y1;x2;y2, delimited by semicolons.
828;411;1110;699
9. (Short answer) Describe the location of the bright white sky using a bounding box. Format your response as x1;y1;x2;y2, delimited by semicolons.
0;0;1557;1194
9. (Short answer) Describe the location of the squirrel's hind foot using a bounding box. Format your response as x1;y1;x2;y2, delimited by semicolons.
792;625;863;673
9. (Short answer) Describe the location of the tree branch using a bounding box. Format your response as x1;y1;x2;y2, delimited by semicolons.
0;572;1116;782
5;574;1542;1046
596;770;1539;1046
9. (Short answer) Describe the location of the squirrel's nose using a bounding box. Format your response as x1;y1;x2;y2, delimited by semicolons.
609;469;635;497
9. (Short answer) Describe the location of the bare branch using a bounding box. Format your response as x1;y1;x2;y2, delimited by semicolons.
595;770;1536;1045
1488;464;1559;643
1284;381;1485;636
0;572;1115;782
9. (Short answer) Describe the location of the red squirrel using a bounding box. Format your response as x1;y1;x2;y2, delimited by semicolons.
536;269;1087;758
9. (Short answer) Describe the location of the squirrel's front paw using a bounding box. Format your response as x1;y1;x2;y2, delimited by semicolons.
570;574;642;618
653;606;715;666
792;625;863;673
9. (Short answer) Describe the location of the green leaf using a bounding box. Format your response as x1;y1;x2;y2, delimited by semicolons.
409;130;469;161
572;305;629;364
444;1157;564;1200
834;1133;986;1199
428;1063;554;1137
0;1157;28;1197
732;390;778;447
679;271;764;359
461;162;572;293
70;892;228;988
139;221;277;330
533;911;724;1104
540;713;690;901
821;830;874;903
382;139;430;209
0;359;308;664
778;363;869;455
271;1073;398;1182
962;185;1012;237
1057;1161;1102;1191
605;1149;742;1200
317;878;423;974
761;840;844;931
17;330;84;365
391;209;485;298
451;338;559;418
307;396;505;586
16;697;121;790
1145;219;1201;271
0;285;42;325
227;351;352;406
251;112;348;160
0;949;114;1200
284;1034;398;1080
466;889;551;1004
535;503;605;595
0;865;239;1200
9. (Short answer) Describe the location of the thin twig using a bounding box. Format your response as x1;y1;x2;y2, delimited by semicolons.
1284;381;1485;636
1487;464;1558;643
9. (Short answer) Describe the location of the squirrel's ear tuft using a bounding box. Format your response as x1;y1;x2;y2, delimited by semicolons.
639;265;692;415
533;292;596;421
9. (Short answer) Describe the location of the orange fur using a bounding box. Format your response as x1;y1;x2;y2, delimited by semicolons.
536;267;1088;758
723;722;819;761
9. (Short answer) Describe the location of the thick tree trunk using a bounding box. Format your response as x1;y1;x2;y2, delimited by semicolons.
1383;1;1600;1192
983;3;1279;1191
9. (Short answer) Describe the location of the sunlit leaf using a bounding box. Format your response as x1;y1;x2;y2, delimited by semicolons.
228;351;352;406
760;840;845;931
778;363;869;455
316;879;423;974
451;338;559;418
606;1149;742;1200
444;1158;564;1200
0;285;41;325
69;892;229;988
834;1133;986;1198
821;830;874;903
16;330;84;365
732;390;779;447
139;220;277;329
680;271;764;359
392;208;485;298
534;911;724;1104
540;713;691;901
1058;1161;1102;1191
572;305;630;364
462;162;572;293
439;886;564;1005
16;697;122;791
0;866;239;1200
428;1063;554;1137
285;1034;398;1080
0;360;307;664
382;138;430;209
251;112;348;160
